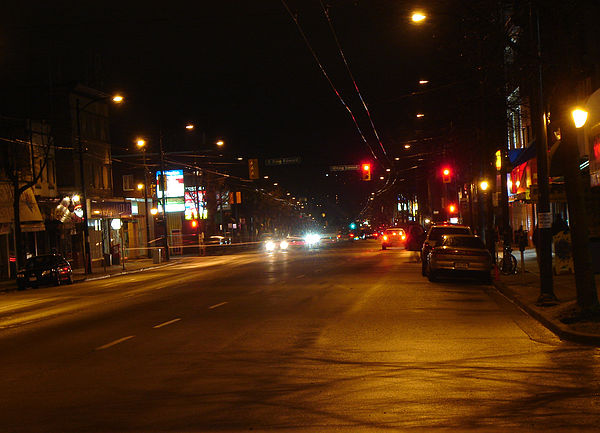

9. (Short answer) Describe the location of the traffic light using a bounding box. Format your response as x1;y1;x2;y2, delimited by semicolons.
442;167;452;183
361;163;371;181
248;159;259;179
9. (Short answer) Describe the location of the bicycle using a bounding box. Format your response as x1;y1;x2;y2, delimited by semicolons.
499;243;518;275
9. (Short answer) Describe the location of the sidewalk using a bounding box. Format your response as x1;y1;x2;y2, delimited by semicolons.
494;248;600;345
0;257;177;293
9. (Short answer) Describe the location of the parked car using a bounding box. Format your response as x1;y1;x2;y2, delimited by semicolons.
381;227;406;250
16;254;73;290
426;234;492;283
421;223;473;275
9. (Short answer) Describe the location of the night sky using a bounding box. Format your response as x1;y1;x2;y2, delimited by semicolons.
2;0;477;215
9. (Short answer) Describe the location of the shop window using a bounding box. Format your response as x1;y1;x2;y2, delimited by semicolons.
123;174;134;191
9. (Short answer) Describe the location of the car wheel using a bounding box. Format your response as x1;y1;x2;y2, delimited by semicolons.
55;273;62;286
66;275;73;284
382;245;386;250
427;270;437;282
421;260;427;276
17;283;26;291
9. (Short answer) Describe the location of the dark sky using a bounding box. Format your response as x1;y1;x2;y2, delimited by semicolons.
2;0;479;214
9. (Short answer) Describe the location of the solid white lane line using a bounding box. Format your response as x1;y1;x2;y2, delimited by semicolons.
153;318;181;329
296;274;305;278
208;302;228;310
95;335;135;351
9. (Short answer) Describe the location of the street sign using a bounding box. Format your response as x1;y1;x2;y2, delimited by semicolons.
329;165;360;172
538;212;552;229
265;157;301;166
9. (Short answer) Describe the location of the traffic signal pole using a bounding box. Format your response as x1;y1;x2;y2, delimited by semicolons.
531;7;555;304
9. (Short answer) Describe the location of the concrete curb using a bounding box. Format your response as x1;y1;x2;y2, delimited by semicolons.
0;260;179;293
77;260;179;282
493;279;600;346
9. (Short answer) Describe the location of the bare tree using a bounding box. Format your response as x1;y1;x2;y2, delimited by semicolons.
0;117;52;269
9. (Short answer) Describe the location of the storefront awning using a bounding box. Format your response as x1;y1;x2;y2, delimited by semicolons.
0;184;45;232
509;140;536;168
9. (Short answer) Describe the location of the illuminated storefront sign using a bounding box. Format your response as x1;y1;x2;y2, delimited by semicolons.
156;170;185;198
184;187;207;220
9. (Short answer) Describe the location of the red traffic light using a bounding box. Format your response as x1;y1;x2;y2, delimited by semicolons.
361;163;372;181
442;167;452;183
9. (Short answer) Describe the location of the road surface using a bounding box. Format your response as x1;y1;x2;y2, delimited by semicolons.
1;241;598;432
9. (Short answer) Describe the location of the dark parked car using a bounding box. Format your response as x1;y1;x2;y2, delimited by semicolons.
16;254;73;290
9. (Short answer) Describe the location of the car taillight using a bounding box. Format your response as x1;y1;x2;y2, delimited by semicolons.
392;232;397;236
59;266;70;274
383;235;388;241
401;235;406;240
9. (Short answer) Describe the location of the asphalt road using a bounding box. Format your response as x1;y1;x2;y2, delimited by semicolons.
1;240;599;432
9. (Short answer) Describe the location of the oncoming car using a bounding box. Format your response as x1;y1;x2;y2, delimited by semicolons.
426;234;492;283
381;228;406;250
260;233;289;253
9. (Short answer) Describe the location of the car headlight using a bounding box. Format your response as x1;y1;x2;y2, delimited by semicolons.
265;241;276;251
304;233;320;245
280;240;289;250
41;270;52;277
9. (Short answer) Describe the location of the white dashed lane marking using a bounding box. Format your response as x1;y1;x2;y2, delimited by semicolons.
208;302;228;310
95;336;135;351
153;318;181;329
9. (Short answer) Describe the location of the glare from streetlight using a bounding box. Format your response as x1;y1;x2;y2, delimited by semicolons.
411;12;426;23
112;95;124;103
419;80;429;85
185;124;195;130
136;138;146;148
416;113;425;118
404;144;411;149
216;140;225;147
137;183;144;190
150;208;159;215
480;180;489;191
572;108;588;128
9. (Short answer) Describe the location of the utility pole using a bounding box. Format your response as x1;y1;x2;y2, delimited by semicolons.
142;149;151;258
159;132;170;261
561;111;599;312
531;6;555;305
76;98;92;274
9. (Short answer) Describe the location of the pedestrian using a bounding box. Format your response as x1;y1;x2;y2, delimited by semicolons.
552;215;568;235
515;225;528;251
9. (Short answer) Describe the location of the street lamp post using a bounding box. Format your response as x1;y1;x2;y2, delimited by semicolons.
136;139;152;259
75;93;123;274
563;107;599;311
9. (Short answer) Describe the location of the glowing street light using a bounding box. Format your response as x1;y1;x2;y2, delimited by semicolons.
112;94;124;103
480;180;489;191
136;138;146;148
419;80;429;85
185;123;195;130
416;113;425;118
137;183;144;190
411;12;427;23
216;139;225;147
572;108;588;128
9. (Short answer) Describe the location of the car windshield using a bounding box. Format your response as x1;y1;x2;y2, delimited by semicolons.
26;255;58;269
442;236;485;249
428;227;471;242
